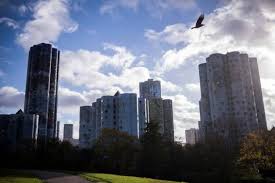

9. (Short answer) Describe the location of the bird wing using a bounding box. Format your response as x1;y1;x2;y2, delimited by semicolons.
196;14;204;26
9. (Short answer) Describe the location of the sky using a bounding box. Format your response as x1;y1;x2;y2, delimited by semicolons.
0;0;275;142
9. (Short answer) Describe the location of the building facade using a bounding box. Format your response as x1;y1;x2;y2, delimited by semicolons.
185;128;199;145
163;99;174;141
79;92;138;148
79;106;95;148
63;124;73;141
55;121;60;139
24;43;60;140
139;79;161;99
138;79;174;141
116;92;138;136
0;110;39;150
199;52;267;144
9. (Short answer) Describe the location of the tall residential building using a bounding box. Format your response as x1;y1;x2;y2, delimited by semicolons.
185;128;199;145
79;106;95;148
79;92;138;148
139;79;161;99
163;99;174;141
24;43;60;140
199;52;267;144
138;79;174;141
99;92;138;136
95;99;102;138
139;79;161;137
115;92;138;136
63;124;73;141
148;98;165;134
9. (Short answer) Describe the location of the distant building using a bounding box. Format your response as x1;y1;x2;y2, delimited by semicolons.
63;124;78;146
139;79;161;99
0;110;39;150
199;52;267;144
115;92;138;136
63;124;73;141
139;79;161;137
79;91;138;148
138;79;174;141
185;128;199;145
163;99;174;141
95;99;102;139
24;43;60;140
79;106;96;148
148;98;165;134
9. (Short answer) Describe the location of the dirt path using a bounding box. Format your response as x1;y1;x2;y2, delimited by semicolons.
27;170;92;183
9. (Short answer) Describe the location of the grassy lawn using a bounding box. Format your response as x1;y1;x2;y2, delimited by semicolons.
81;173;183;183
0;169;42;183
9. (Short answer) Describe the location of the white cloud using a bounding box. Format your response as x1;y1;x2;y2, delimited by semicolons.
100;0;197;17
60;43;149;93
164;94;199;142
185;83;200;93
103;43;136;68
16;0;78;50
155;77;183;95
100;0;139;14
145;24;188;45
143;0;197;19
149;0;275;74
261;78;275;129
18;4;28;15
0;17;19;29
0;86;24;112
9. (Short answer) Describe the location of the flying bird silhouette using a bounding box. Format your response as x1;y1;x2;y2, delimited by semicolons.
191;14;204;29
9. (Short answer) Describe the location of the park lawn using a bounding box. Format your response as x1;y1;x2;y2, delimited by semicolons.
0;169;42;183
0;177;41;183
81;173;183;183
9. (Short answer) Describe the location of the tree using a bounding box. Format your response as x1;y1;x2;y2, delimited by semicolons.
92;128;139;175
238;130;275;179
138;122;169;178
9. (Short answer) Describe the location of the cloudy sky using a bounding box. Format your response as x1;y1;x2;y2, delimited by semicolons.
0;0;275;141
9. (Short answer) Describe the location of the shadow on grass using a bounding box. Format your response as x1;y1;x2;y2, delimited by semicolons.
0;169;36;178
0;169;71;180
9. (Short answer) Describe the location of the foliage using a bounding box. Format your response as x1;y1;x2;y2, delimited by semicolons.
92;128;139;175
238;129;275;180
2;124;274;183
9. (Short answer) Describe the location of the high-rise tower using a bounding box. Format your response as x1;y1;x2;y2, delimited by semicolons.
24;43;60;140
79;92;138;148
199;52;267;144
139;79;161;99
138;79;174;141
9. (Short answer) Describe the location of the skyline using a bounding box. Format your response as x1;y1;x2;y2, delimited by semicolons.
1;0;275;142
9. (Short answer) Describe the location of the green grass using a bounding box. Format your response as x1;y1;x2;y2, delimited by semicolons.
0;177;41;183
0;169;42;183
81;173;184;183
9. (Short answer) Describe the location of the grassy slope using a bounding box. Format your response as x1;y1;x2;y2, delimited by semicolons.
0;170;42;183
0;177;41;183
82;173;183;183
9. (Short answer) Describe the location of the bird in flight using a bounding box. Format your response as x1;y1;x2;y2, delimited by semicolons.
192;14;204;29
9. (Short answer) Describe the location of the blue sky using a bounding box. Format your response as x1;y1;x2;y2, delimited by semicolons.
1;0;275;141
